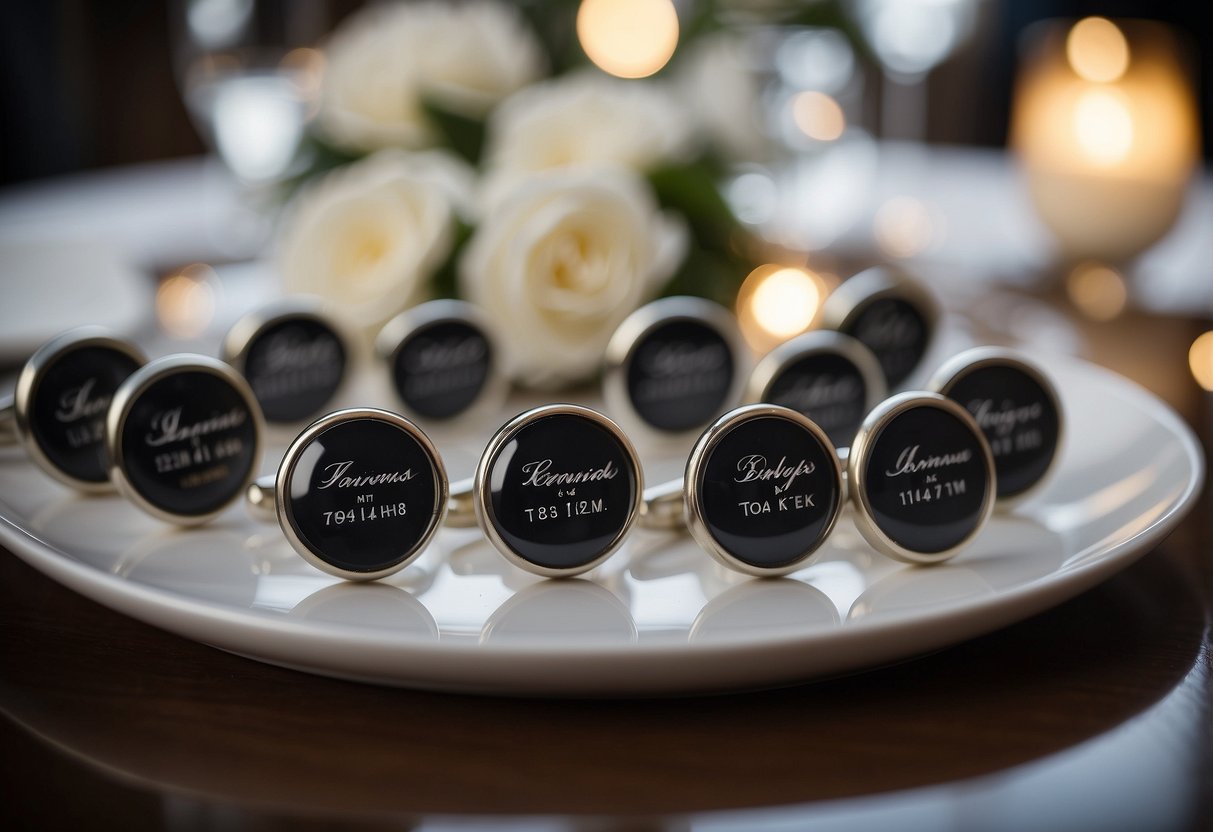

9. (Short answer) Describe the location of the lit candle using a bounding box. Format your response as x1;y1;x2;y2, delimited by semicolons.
1010;18;1200;263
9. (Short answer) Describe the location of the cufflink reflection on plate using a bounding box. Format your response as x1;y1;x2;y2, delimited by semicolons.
445;404;644;578
928;347;1063;506
603;296;747;436
246;407;448;581
107;355;264;526
816;266;939;390
222;299;352;425
376;299;508;425
0;327;146;492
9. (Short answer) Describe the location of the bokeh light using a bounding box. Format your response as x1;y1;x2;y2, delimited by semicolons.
1065;262;1127;321
577;0;679;79
736;264;827;351
792;91;846;142
874;196;937;259
1067;17;1130;83
157;264;218;339
1189;332;1213;391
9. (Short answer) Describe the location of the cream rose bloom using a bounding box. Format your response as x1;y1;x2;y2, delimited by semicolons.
278;150;470;331
460;168;686;388
316;1;545;153
481;72;695;201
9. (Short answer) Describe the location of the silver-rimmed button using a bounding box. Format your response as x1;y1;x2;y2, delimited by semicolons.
107;355;263;525
847;392;996;564
376;300;507;424
222;299;352;425
928;347;1063;505
747;330;886;448
604;296;747;435
447;404;644;578
817;266;938;390
0;328;146;492
682;404;844;577
246;408;448;581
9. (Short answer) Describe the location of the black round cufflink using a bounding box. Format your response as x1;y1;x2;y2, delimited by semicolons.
817;266;939;390
222;299;352;425
604;296;747;436
928;347;1063;505
376;300;507;424
107;354;264;525
247;408;448;581
447;404;644;578
747;330;886;449
681;404;844;577
0;327;146;493
846;392;997;564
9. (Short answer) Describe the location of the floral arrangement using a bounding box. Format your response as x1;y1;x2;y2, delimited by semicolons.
274;0;777;388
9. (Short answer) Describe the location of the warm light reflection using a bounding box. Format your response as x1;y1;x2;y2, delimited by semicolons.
874;196;936;259
737;264;826;351
577;0;679;79
281;47;325;117
1073;88;1133;165
1065;261;1127;321
1189;331;1213;391
1067;17;1130;83
792;91;845;141
157;264;218;338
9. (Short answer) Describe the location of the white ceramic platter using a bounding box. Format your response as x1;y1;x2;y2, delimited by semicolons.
0;357;1202;696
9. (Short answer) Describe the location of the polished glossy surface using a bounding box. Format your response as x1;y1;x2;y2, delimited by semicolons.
111;361;260;519
0;356;1201;695
758;344;877;448
281;415;441;576
238;314;346;423
855;398;992;555
625;318;736;432
389;318;494;421
26;343;141;484
843;296;931;389
482;411;638;572
693;412;840;571
937;356;1061;499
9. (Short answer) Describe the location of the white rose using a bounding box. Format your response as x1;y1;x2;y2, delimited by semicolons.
460;168;687;388
278;150;468;331
481;72;695;202
316;1;545;153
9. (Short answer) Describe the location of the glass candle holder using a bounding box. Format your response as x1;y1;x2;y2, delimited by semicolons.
1010;18;1201;265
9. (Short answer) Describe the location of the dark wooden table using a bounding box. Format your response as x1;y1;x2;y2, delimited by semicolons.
2;302;1211;830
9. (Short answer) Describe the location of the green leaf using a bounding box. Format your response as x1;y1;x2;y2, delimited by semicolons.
420;99;488;166
429;218;475;300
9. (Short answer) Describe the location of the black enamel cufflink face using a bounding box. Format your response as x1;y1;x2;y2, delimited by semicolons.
604;297;745;435
223;301;350;425
473;404;643;577
847;392;996;564
3;328;146;492
377;300;506;423
271;408;448;581
929;347;1063;504
747;331;886;449
818;267;938;390
685;404;843;576
107;355;263;525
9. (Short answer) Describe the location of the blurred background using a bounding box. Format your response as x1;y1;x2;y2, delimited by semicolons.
1;1;1209;182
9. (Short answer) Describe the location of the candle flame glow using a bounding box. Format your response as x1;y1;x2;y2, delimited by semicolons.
1073;88;1133;165
1067;17;1130;83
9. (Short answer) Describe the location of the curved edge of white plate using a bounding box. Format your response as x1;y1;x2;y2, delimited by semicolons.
0;359;1205;696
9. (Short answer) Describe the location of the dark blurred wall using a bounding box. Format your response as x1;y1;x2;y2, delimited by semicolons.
0;1;204;184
